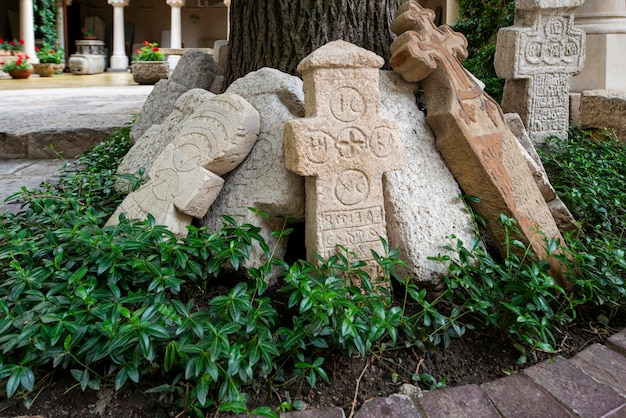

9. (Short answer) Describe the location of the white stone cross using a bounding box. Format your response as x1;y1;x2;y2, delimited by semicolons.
284;40;402;285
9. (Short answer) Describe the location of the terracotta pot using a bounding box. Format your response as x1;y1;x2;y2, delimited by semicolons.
9;68;33;79
32;63;57;77
83;36;97;40
131;61;170;85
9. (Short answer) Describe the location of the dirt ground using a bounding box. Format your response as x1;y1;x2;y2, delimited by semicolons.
1;287;623;418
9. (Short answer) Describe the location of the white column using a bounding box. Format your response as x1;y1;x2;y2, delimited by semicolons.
167;0;185;49
571;0;626;91
108;0;129;71
224;0;230;39
19;0;38;63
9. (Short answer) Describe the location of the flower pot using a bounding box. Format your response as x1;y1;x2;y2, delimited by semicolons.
9;68;33;79
131;61;169;85
32;63;57;77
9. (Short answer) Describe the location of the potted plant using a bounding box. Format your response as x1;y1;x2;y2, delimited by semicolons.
131;40;169;85
0;38;25;55
33;44;65;77
1;53;33;79
81;26;96;40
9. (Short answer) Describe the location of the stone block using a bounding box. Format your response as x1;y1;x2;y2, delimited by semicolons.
608;328;626;356
169;49;219;90
201;68;305;283
416;384;500;418
495;0;586;143
390;1;569;283
571;343;626;396
482;373;574;418
108;91;260;237
355;394;421;417
0;133;27;159
524;357;626;417
68;53;106;75
130;79;192;143
380;71;477;288
28;127;117;159
285;40;403;285
580;90;626;141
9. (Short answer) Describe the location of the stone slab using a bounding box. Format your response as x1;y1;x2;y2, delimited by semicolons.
355;394;421;417
169;49;219;91
580;90;626;141
571;343;626;396
608;328;626;356
380;70;477;288
201;67;305;283
482;373;573;418
416;384;500;418
524;357;626;417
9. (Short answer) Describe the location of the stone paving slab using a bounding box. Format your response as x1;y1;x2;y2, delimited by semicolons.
524;357;626;417
481;373;573;418
608;328;626;356
0;159;66;211
355;394;421;417
571;343;626;397
416;384;500;418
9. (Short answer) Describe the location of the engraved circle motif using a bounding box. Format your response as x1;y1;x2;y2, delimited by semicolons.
330;87;366;122
242;137;274;179
151;168;179;201
337;127;366;158
306;132;333;163
369;127;395;158
335;169;369;206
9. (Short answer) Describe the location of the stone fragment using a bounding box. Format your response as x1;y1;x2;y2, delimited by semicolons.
285;40;403;285
482;373;574;418
505;113;578;232
131;49;219;142
525;357;626;417
201;68;305;284
169;49;219;90
355;394;421;417
380;71;477;288
390;1;569;283
130;79;191;143
107;92;260;237
416;384;500;418
116;89;216;192
608;328;626;356
495;0;586;143
580;90;626;141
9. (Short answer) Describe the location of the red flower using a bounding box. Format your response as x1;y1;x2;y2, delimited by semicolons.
0;62;4;66
9;41;15;46
143;40;149;45
135;49;141;53
18;40;24;45
25;55;29;59
152;47;159;52
0;39;3;44
35;47;40;51
49;50;54;54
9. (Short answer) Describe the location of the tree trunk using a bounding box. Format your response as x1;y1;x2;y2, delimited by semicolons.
225;0;403;86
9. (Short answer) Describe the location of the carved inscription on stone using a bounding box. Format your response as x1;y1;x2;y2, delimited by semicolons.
495;0;585;142
107;92;260;237
285;40;402;285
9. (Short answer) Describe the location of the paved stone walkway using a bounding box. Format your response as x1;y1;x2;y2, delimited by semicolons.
1;74;626;418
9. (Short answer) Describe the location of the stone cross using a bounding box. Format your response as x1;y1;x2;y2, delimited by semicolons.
495;0;586;143
107;92;260;237
390;1;569;284
284;40;402;285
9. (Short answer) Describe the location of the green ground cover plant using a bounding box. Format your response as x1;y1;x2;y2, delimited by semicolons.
0;124;624;416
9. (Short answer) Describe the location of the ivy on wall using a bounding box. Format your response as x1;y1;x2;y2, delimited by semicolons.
33;0;58;45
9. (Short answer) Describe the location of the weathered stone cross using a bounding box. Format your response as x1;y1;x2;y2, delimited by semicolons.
390;1;569;283
495;0;585;143
285;40;402;286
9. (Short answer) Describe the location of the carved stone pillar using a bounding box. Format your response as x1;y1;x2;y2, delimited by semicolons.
571;0;626;91
19;0;38;63
108;0;129;71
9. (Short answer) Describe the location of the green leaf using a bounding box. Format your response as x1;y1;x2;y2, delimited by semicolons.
196;374;211;406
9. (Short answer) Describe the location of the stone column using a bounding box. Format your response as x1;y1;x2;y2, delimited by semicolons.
167;0;185;48
108;0;129;71
224;0;231;39
19;0;38;63
571;0;626;91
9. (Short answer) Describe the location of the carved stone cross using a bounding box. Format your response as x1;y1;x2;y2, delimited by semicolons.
285;40;402;285
495;0;586;143
390;1;569;283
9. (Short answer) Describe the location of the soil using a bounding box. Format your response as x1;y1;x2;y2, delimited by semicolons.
1;281;623;418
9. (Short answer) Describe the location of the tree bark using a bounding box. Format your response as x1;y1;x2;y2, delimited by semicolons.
225;0;403;86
